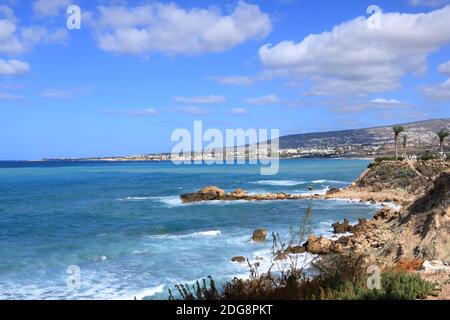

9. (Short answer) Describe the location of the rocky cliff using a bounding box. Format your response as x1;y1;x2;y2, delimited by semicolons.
314;160;450;265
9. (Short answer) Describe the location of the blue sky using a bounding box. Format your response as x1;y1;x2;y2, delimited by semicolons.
1;0;450;160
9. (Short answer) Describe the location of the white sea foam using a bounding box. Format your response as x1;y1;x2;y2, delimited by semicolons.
294;186;330;196
382;202;403;211
235;248;319;277
312;179;349;184
251;180;306;186
154;196;182;207
132;249;149;255
94;255;107;261
149;230;222;239
193;230;222;237
118;195;182;207
120;284;166;300
119;196;153;201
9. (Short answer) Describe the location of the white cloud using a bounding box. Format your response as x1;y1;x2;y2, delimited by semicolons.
438;60;450;75
409;0;450;7
370;98;405;104
419;60;450;101
173;95;226;104
113;108;159;117
0;6;68;55
259;5;450;97
245;94;280;105
41;89;74;99
230;107;248;115
0;91;23;101
90;1;271;55
40;87;91;100
209;75;254;86
420;79;450;101
0;59;30;75
172;107;211;115
330;98;411;114
33;0;70;17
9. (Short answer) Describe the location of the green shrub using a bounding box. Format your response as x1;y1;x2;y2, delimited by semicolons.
168;257;436;300
357;270;436;300
369;157;404;168
167;208;436;301
419;151;438;161
375;157;404;162
396;168;418;179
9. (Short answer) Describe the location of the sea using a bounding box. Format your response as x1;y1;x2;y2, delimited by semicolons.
0;159;381;300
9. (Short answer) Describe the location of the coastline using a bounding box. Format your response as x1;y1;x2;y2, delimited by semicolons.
171;158;450;300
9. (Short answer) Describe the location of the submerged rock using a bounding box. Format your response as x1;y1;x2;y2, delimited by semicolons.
252;229;267;242
231;256;246;263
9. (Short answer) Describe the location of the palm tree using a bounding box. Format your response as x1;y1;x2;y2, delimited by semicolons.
436;130;449;158
402;135;407;159
393;125;405;158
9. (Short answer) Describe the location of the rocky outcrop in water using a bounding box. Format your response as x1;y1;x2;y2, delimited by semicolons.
180;186;321;203
252;229;267;242
231;256;246;263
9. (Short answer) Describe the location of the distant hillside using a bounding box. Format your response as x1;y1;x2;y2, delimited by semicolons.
278;119;450;157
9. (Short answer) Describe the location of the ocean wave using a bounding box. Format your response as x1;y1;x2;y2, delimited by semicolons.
293;186;330;196
250;180;306;186
118;195;182;207
149;230;222;239
118;196;153;201
120;284;166;300
132;249;149;256
193;230;222;237
239;248;318;276
312;180;350;184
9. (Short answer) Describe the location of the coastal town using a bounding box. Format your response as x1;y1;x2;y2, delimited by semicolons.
55;119;450;162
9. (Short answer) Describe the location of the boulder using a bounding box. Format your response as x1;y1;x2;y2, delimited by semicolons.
332;219;354;234
200;186;225;197
252;229;267;242
304;235;333;255
180;186;225;203
228;188;248;199
276;193;287;200
231;256;246;263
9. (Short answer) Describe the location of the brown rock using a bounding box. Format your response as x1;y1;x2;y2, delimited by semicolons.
326;188;340;195
332;219;354;234
231;256;246;263
200;186;225;197
180;186;226;203
287;245;306;254
304;235;333;255
252;229;267;242
229;188;248;198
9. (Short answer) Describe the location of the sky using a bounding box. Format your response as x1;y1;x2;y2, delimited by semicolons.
0;0;450;160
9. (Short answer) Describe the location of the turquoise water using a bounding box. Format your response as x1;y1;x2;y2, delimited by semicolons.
0;159;378;300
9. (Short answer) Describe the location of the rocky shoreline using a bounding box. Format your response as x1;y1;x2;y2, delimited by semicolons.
181;159;450;299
